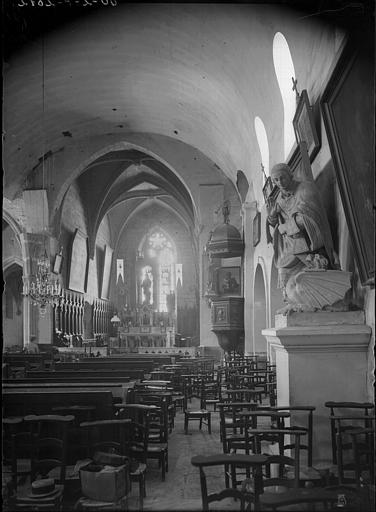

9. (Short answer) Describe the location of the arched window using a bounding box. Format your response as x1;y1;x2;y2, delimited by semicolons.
272;32;297;159
254;116;270;180
140;230;176;312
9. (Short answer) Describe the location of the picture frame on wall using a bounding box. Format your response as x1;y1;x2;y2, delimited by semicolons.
217;267;241;296
68;229;89;293
293;89;320;162
53;252;63;274
321;44;374;285
101;245;113;300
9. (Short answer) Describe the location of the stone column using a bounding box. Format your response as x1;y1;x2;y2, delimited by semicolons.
262;311;371;464
241;201;258;355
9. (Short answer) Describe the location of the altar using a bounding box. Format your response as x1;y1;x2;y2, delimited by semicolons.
110;325;175;352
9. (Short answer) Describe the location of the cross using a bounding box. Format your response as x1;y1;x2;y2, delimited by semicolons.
292;76;300;102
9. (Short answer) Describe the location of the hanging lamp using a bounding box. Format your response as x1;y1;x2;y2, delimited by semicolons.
22;36;62;316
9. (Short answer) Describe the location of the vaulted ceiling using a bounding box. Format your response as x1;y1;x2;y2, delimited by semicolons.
3;1;370;231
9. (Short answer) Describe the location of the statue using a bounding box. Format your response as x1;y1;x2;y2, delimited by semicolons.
266;163;351;314
141;272;152;305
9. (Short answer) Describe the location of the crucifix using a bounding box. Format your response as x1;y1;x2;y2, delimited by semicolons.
292;76;300;103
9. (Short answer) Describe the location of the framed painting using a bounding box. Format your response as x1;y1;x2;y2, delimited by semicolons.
217;267;241;296
321;43;374;285
101;245;113;300
53;252;63;274
293;89;320;162
68;229;88;293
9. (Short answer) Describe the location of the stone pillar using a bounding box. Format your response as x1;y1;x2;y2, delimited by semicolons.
241;201;258;355
262;311;371;465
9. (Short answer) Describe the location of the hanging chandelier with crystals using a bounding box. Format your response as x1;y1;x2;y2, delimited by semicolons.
23;250;62;316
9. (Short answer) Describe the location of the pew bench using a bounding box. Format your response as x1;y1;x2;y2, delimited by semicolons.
3;389;114;419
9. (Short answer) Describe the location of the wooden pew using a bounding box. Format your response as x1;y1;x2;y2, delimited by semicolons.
54;360;155;372
3;382;132;401
4;376;132;384
3;389;114;419
26;369;144;380
2;353;53;376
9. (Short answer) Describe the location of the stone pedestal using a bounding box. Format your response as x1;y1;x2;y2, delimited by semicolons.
262;311;371;465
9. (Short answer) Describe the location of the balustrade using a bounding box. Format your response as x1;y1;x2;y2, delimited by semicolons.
53;290;84;336
93;298;112;338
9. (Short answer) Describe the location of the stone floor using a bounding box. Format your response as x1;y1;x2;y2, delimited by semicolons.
133;399;227;511
4;398;244;511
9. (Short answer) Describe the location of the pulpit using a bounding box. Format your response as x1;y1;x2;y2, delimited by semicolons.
211;297;244;353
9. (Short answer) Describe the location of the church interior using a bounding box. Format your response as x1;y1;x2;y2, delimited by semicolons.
2;1;375;510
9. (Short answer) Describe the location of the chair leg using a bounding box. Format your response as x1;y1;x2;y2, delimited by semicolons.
199;418;203;430
139;478;144;511
207;414;211;434
161;457;166;481
184;414;188;435
224;463;230;488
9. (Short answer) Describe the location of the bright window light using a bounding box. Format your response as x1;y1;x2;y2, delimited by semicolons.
273;32;297;159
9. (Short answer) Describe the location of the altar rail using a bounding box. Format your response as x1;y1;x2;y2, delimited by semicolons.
137;346;197;357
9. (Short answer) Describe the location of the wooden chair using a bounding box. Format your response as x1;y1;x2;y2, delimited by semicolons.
325;401;374;464
218;402;258;451
217;402;258;488
226;411;290;492
244;427;333;511
126;393;170;480
51;405;96;462
349;426;375;489
144;400;169;481
6;415;74;511
201;381;222;411
184;383;212;435
332;415;375;486
259;486;340;511
3;417;34;493
191;453;268;511
23;414;75;485
8;481;65;511
269;405;315;467
79;417;146;510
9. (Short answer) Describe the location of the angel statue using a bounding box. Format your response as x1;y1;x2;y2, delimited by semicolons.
266;163;351;314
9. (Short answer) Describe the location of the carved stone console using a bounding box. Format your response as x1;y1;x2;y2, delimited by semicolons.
211;297;244;353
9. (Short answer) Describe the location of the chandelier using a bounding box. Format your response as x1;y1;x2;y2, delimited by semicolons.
21;36;62;317
23;250;61;316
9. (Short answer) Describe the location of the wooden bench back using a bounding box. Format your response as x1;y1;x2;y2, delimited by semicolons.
3;390;113;419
